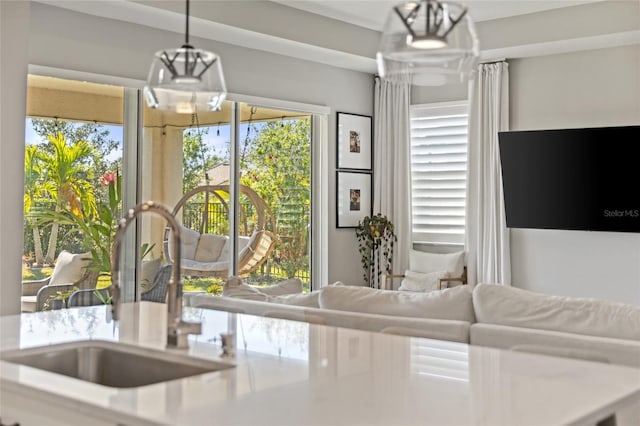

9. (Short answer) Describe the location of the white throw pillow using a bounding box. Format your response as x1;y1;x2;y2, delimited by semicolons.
140;258;161;292
167;225;200;261
269;292;320;308
398;270;449;292
195;234;228;262
409;250;465;276
319;285;475;323
49;251;91;285
473;284;640;341
258;278;303;296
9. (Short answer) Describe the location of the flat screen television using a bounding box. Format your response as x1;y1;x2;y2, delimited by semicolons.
498;125;640;233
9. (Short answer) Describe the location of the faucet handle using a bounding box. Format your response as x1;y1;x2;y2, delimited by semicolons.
167;320;202;349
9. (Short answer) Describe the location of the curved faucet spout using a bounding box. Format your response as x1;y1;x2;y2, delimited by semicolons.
110;201;201;349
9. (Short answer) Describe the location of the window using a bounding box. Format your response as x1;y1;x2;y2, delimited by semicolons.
410;102;469;245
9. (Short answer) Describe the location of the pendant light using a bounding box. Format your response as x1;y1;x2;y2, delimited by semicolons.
377;0;479;86
144;0;227;113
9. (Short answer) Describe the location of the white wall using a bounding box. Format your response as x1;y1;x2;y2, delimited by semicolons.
0;1;30;316
26;3;372;289
509;45;640;304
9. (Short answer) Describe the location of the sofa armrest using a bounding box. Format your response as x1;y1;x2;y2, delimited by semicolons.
22;277;51;296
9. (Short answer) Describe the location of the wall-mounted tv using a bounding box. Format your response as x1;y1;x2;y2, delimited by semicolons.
498;125;640;233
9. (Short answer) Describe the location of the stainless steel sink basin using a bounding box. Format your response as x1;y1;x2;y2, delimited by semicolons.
1;340;233;388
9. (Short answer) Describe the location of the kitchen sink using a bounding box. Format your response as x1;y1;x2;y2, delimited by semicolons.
1;340;233;388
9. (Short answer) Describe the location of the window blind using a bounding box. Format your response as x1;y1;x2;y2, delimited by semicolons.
410;102;469;245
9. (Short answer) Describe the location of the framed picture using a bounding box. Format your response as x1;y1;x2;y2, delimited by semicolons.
336;171;372;228
337;112;372;170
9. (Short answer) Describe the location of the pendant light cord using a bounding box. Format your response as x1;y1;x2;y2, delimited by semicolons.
185;0;190;46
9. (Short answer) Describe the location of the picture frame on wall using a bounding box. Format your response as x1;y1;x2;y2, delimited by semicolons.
337;112;372;170
336;170;372;228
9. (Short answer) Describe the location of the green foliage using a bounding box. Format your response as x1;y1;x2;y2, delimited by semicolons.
182;277;224;295
34;173;122;274
23;119;122;263
30;118;120;182
355;214;397;288
43;286;78;310
182;128;224;194
22;267;53;281
241;119;311;278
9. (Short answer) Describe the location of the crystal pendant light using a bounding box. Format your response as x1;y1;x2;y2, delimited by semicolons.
144;0;226;113
377;0;479;86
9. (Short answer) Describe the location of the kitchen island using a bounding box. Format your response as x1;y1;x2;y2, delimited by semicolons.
1;302;639;425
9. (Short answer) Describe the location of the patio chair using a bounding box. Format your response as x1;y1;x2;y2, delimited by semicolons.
67;263;172;307
21;251;99;312
164;184;277;278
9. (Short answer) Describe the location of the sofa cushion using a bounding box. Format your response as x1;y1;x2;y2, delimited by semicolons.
398;270;449;292
222;276;304;301
409;250;465;276
269;292;320;307
49;251;90;285
473;283;640;341
258;278;303;296
195;234;228;262
319;285;475;323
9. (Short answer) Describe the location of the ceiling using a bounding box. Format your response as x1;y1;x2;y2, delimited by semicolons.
272;0;604;31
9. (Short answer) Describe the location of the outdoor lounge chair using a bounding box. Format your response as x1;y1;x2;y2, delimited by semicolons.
21;251;99;312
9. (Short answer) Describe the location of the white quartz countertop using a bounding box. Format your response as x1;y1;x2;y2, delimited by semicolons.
1;302;639;425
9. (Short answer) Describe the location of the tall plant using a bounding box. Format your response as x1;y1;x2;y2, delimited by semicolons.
355;214;397;289
37;173;121;274
39;132;96;263
24;145;46;265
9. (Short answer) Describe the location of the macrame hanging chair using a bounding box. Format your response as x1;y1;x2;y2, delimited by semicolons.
163;184;277;278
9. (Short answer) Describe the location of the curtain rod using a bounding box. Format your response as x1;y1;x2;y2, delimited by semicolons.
479;58;507;64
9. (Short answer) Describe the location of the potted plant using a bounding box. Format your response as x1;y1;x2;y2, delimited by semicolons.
355;214;397;289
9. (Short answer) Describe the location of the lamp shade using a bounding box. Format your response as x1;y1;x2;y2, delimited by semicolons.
377;0;479;86
144;46;227;113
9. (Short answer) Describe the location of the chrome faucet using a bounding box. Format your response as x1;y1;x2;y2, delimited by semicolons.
110;201;202;349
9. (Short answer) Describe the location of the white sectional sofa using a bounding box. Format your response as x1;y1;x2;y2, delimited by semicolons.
187;281;640;368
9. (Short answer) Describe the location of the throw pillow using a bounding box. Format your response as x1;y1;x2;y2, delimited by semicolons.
49;251;91;285
167;224;200;261
409;250;465;276
398;270;449;292
319;285;475;323
258;278;303;296
195;234;228;262
140;258;161;292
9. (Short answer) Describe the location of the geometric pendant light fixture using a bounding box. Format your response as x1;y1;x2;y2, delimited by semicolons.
377;0;479;86
144;0;227;113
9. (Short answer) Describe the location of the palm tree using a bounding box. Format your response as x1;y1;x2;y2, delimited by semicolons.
24;145;46;265
40;132;97;264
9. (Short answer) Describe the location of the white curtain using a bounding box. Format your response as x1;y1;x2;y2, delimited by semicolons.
466;61;511;287
373;76;412;287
